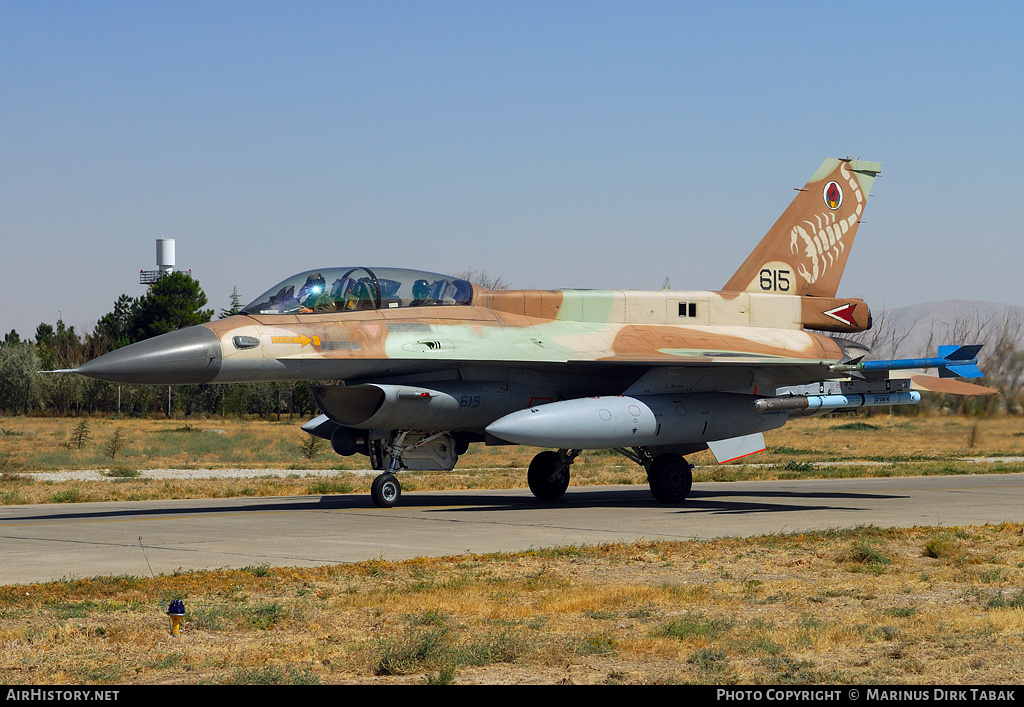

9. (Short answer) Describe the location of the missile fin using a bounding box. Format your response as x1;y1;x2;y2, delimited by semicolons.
938;344;985;378
940;363;985;379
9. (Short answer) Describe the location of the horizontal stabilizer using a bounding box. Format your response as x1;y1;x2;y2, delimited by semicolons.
908;375;999;396
707;432;766;464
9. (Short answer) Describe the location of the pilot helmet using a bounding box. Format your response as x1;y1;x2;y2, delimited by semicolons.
298;273;326;306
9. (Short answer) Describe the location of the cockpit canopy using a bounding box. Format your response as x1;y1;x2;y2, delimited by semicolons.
240;267;474;315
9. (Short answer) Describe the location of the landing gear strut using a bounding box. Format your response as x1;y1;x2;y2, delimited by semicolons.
527;449;579;500
366;430;456;508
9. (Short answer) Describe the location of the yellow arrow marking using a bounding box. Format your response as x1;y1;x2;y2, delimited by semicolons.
271;335;320;347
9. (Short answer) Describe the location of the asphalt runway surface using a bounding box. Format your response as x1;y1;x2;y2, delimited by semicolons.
2;473;1023;585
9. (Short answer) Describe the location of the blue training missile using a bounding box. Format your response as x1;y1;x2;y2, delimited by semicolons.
828;344;984;379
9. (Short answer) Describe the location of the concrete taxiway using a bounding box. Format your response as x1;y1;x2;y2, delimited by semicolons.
2;473;1023;585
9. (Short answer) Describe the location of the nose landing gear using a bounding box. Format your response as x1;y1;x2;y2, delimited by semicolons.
370;472;402;508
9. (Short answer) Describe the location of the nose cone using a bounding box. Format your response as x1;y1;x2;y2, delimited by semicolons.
77;326;222;384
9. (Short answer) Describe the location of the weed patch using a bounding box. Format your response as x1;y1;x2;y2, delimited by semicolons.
840;540;893;573
306;479;355;495
653;612;734;641
216;666;320;685
48;488;88;503
834;422;881;431
923;535;962;561
374;627;455;676
243;601;286;629
986;589;1024;610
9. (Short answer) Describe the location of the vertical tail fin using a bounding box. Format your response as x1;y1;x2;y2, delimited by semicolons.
723;158;881;297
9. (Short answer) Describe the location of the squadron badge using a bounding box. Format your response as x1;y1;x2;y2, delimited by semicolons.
823;180;843;210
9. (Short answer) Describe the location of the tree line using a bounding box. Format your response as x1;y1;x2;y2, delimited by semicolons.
847;304;1024;416
0;273;319;418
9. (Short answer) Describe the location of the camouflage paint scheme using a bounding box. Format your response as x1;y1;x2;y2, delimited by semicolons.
208;159;880;384
75;158;993;506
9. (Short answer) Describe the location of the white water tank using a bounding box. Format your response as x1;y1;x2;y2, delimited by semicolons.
156;238;175;274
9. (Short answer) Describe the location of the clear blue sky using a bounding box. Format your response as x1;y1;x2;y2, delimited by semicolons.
2;1;1022;341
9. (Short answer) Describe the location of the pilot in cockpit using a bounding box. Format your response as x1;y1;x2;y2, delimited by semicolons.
410;279;432;306
297;272;328;312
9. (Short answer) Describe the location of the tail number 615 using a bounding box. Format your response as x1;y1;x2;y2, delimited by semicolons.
759;268;791;292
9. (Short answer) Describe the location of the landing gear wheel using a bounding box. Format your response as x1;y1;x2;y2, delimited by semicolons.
527;450;571;501
371;473;401;508
648;453;693;504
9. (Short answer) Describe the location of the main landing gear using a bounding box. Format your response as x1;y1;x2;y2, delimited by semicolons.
646;453;694;504
527;449;579;500
525;448;694;504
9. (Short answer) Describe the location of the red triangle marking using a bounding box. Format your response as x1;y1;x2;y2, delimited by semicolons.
824;303;857;326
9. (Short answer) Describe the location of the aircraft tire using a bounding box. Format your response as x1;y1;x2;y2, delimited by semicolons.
648;453;692;504
527;450;571;501
371;473;402;508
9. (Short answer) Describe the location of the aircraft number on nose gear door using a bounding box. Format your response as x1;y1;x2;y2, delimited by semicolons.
758;268;791;292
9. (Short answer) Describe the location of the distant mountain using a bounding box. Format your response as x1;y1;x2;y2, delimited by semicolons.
853;300;1024;359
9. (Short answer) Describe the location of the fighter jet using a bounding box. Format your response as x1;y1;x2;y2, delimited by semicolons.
74;158;995;507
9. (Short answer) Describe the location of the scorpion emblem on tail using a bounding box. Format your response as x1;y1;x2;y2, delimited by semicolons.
790;162;866;287
723;157;881;299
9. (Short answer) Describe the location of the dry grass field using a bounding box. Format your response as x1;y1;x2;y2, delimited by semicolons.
1;412;1023;685
0;525;1022;685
